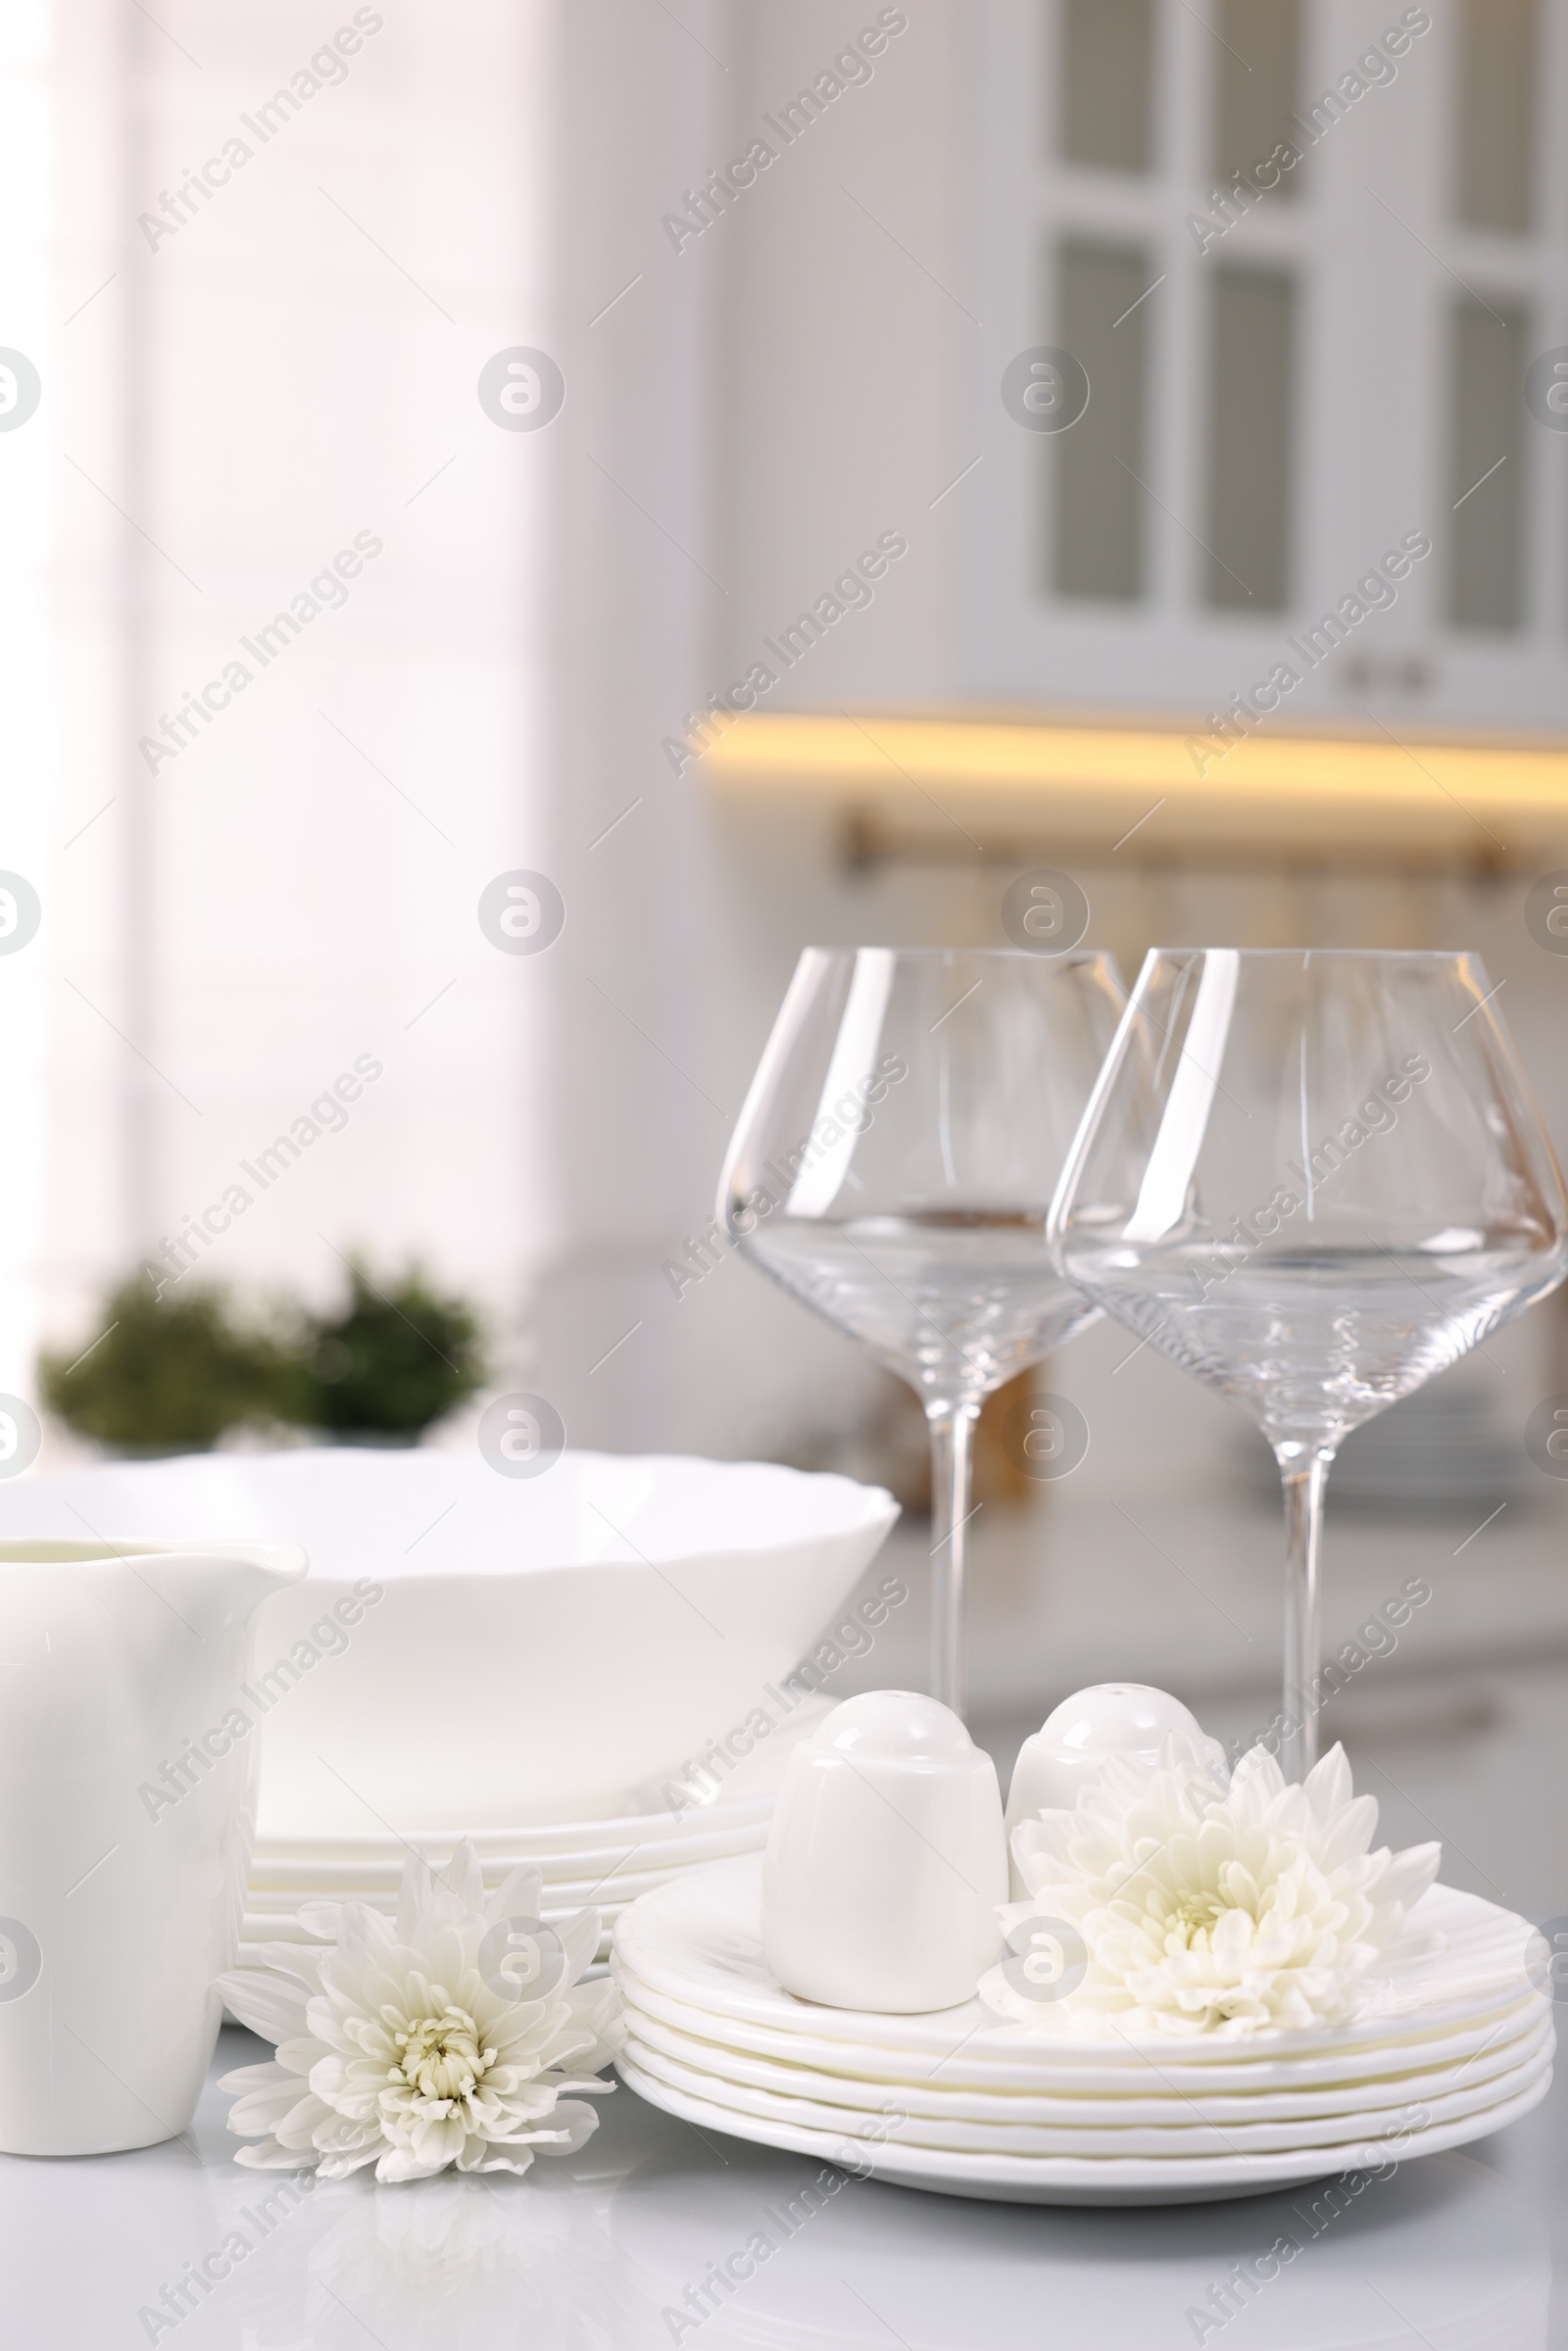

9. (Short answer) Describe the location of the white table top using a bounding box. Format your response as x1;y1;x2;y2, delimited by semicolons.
5;2023;1564;2348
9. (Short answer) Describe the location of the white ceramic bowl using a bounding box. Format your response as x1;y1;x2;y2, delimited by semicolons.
0;1449;898;1832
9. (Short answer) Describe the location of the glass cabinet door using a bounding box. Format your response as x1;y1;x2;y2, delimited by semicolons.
967;0;1568;732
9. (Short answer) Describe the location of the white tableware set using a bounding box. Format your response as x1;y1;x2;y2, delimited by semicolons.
0;1449;893;2154
3;943;1565;2202
612;1686;1555;2205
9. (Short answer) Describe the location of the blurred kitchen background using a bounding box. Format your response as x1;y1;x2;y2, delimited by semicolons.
6;1;1568;1906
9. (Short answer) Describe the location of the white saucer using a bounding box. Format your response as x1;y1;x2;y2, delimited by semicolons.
613;1858;1544;2072
243;1876;700;1915
252;1695;833;1857
619;1997;1553;2128
250;1789;774;1864
236;1819;777;1984
612;1954;1546;2094
618;2022;1552;2159
247;1814;772;1889
242;1782;785;1981
608;1856;1554;2203
614;2048;1552;2204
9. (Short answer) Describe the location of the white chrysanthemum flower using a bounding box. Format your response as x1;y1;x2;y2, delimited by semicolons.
217;1840;623;2181
982;1737;1440;2038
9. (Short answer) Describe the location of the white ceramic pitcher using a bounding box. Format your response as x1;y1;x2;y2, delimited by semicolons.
0;1537;307;2157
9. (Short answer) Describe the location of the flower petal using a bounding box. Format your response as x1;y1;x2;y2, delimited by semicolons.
216;1968;312;2047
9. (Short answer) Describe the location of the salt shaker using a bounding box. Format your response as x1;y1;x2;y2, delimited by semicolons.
1004;1684;1216;1895
761;1690;1006;2014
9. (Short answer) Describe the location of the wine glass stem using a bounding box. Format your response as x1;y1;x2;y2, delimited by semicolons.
928;1402;979;1720
1279;1448;1334;1783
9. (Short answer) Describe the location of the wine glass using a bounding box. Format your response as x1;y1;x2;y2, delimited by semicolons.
1048;949;1568;1780
717;946;1126;1718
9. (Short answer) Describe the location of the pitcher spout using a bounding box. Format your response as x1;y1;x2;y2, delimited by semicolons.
0;1536;310;1647
153;1540;310;1642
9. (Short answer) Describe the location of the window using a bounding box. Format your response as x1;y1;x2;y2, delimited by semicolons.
969;0;1565;733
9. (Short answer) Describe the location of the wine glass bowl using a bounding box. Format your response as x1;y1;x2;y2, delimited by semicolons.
737;1206;1102;1412
719;947;1126;1715
1049;948;1568;1777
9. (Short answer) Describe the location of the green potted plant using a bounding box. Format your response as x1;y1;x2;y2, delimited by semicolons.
39;1278;289;1453
287;1257;485;1443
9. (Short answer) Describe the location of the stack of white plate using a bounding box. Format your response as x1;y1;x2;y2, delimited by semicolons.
240;1704;834;1974
612;1857;1554;2205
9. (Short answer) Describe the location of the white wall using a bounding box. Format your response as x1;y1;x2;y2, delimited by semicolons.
522;0;728;1449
